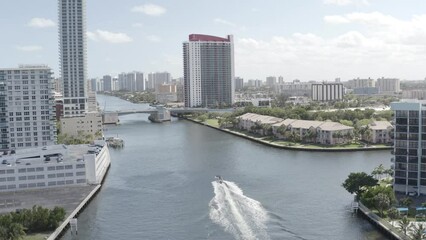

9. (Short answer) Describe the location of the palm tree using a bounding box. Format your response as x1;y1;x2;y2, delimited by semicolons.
410;223;426;240
398;216;410;236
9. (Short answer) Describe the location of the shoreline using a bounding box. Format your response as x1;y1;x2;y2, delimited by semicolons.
184;117;392;152
47;159;111;240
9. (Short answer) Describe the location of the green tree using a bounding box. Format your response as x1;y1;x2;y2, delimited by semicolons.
388;207;400;220
373;193;391;217
371;164;386;180
400;197;414;208
342;172;378;197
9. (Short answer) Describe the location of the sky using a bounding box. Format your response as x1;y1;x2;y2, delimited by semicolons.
1;0;426;81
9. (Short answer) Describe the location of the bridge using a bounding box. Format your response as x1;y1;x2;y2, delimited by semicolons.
102;107;213;124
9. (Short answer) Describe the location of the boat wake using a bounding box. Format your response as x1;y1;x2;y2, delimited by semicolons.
209;180;269;240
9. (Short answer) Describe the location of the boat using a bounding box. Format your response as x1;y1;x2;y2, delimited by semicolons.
106;137;124;148
215;175;223;184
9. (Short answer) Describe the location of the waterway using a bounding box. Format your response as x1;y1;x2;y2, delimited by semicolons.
62;94;390;240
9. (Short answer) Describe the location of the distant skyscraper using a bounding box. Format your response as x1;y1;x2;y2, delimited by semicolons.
0;65;56;150
278;76;284;84
377;77;401;94
147;72;171;92
312;83;344;101
103;75;112;92
135;72;145;91
235;77;244;91
266;76;277;87
59;0;88;117
183;34;235;107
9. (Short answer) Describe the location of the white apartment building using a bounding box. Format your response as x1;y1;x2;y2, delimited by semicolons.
0;140;111;192
183;34;235;108
365;121;393;144
377;77;401;94
59;0;88;117
0;65;56;151
275;80;313;97
346;78;375;89
312;83;344;101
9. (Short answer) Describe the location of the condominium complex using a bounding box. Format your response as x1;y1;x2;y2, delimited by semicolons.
275;80;313;97
117;72;144;92
346;78;375;89
0;65;56;151
266;76;277;87
377;77;401;94
59;0;88;117
183;34;235;108
102;75;112;92
235;77;244;91
391;100;426;195
311;83;344;101
147;72;171;92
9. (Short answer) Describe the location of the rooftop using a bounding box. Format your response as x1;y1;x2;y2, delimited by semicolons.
369;121;393;130
0;141;105;168
189;34;231;42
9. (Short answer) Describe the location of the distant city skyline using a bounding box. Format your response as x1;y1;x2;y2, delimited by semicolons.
1;0;426;81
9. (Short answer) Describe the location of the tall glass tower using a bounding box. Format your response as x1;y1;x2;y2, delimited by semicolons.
59;0;88;116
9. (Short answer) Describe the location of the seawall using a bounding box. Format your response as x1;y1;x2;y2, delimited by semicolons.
184;118;392;152
357;202;409;240
47;157;111;239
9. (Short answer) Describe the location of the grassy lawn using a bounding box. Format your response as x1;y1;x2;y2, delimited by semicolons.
204;119;219;128
24;232;50;240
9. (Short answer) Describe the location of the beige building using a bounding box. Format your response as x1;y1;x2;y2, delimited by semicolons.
61;112;103;138
364;121;393;144
237;113;354;145
376;77;400;94
402;90;426;100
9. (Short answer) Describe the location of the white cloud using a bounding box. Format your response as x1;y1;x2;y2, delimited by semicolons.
323;15;350;24
16;45;43;52
236;13;426;80
87;30;133;43
323;0;370;6
131;4;166;16
27;18;56;28
146;35;161;42
214;18;237;27
132;23;143;28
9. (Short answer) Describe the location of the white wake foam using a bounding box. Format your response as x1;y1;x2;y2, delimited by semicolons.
209;180;269;240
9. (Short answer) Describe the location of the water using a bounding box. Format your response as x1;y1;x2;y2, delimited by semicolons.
62;94;389;240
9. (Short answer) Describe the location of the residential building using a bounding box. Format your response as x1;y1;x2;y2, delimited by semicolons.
402;90;426;100
377;77;401;94
353;87;379;95
135;72;144;91
235;98;272;107
266;76;277;87
183;34;235;107
237;113;354;145
59;0;88;117
275;80;313;97
246;79;263;88
364;121;393;144
102;75;112;92
0;140;110;192
146;72;171;92
346;78;375;89
0;65;56;151
391;100;426;195
156;84;178;103
312;83;344;101
278;76;284;84
61;112;102;138
235;77;244;91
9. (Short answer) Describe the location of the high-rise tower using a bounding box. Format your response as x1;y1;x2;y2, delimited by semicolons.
59;0;88;116
183;34;235;108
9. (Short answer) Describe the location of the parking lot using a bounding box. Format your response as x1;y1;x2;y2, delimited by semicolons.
0;185;96;214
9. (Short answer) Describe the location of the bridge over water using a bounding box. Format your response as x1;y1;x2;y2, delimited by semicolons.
102;107;218;124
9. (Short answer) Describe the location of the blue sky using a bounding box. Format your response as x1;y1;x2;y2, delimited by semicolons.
1;0;426;81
